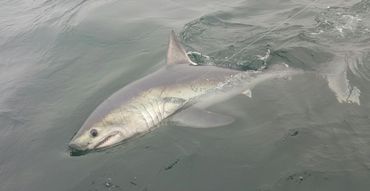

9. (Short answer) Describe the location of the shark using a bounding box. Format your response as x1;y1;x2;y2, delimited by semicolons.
68;31;300;153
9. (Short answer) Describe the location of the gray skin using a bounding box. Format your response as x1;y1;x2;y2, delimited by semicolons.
68;31;298;152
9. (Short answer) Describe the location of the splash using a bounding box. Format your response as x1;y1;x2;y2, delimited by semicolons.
347;51;370;81
187;51;212;65
322;55;361;105
313;1;370;40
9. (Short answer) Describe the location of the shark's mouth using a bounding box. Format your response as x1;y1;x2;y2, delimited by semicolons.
94;131;120;149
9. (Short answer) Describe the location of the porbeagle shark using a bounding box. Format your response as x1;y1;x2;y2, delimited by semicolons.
68;31;299;153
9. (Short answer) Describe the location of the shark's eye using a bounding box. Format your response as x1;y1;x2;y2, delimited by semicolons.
90;129;98;137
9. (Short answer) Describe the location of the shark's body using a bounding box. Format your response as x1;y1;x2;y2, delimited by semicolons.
69;31;299;153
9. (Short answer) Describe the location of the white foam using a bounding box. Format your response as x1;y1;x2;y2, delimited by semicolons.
322;55;361;105
242;89;252;98
347;86;361;105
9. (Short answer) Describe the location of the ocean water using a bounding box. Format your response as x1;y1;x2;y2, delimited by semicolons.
1;0;370;190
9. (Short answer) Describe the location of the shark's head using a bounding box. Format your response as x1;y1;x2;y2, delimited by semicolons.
68;106;140;154
68;122;128;154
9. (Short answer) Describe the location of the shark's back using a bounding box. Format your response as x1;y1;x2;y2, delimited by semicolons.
83;64;240;128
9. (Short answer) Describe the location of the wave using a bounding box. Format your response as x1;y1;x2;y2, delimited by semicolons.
180;0;370;105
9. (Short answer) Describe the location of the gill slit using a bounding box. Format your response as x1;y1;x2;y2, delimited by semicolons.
141;104;156;127
149;100;161;124
132;105;150;128
159;87;167;117
119;107;126;124
155;99;163;121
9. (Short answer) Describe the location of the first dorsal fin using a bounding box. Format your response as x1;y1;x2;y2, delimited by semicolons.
166;30;196;65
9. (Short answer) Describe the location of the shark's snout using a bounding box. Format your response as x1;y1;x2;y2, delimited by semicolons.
68;141;91;156
68;141;87;151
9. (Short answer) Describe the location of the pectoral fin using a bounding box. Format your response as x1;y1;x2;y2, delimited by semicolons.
170;107;234;128
162;97;187;115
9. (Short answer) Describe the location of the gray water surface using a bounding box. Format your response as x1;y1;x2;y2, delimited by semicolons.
1;0;370;190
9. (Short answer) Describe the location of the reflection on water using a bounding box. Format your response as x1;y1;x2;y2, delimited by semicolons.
1;0;370;191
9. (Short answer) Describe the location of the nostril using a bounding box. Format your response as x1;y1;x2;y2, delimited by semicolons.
68;142;84;151
69;142;89;156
